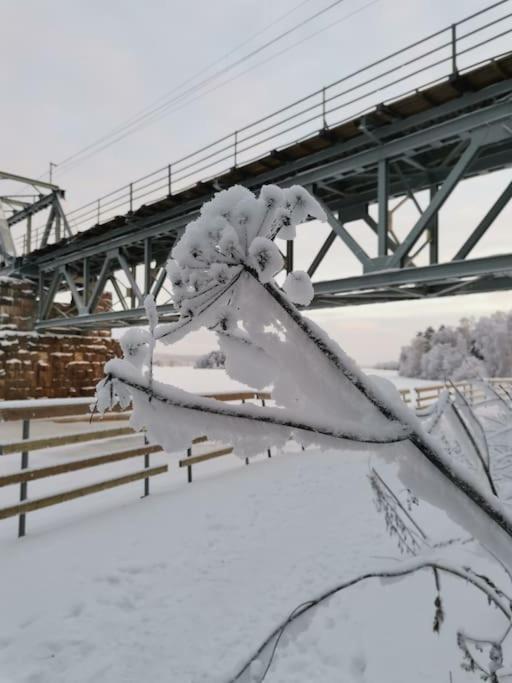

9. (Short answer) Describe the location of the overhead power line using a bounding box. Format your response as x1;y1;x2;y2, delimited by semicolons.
53;0;350;175
58;0;380;177
54;0;317;171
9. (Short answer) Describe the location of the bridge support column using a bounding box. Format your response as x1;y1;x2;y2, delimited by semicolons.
0;277;120;400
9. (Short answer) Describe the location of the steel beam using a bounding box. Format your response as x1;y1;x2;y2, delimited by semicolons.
41;206;56;248
0;170;62;194
428;185;439;265
26;215;32;254
35;303;180;330
328;146;512;214
88;255;112;314
246;80;512;192
40;270;62;321
453;180;512;260
310;275;512;308
37;213;189;270
54;197;72;238
110;276;129;311
83;258;90;308
377;160;389;256
61;267;86;315
307;231;337;277
28;83;512;272
151;265;168;300
6;193;57;226
280;102;512;190
388;132;484;267
116;251;143;306
322;202;371;267
363;212;400;253
314;253;512;296
15;62;512;331
144;237;152;296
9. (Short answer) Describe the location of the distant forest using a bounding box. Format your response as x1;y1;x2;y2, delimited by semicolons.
399;310;512;380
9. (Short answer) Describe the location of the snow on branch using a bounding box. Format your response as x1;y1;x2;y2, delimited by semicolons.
97;359;411;458
227;557;512;683
95;183;512;574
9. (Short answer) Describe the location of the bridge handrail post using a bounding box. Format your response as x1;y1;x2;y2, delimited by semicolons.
129;183;133;213
167;164;172;195
322;87;327;129
451;23;458;76
233;131;238;167
96;198;101;224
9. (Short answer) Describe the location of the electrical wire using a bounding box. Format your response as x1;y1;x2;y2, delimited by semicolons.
54;0;317;170
55;0;379;178
52;0;352;175
55;0;317;170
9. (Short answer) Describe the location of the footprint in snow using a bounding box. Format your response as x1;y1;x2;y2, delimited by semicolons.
0;636;12;650
66;602;85;619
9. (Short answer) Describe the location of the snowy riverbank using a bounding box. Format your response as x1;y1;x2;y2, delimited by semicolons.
153;365;435;394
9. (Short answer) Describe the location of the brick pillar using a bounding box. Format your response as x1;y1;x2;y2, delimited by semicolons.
0;277;121;400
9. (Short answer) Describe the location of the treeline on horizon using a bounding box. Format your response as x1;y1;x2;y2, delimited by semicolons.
398;310;512;380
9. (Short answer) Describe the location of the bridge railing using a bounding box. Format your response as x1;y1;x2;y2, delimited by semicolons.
15;0;510;254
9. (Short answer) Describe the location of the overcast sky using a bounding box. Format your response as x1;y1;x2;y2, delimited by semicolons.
2;0;511;364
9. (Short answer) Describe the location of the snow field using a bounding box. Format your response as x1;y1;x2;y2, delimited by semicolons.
0;447;506;682
1;366;509;681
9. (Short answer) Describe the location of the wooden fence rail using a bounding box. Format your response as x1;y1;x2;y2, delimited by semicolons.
1;382;510;538
0;466;168;522
415;377;512;409
0;391;270;538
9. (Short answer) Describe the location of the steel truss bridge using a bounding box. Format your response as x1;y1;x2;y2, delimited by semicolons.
2;2;512;330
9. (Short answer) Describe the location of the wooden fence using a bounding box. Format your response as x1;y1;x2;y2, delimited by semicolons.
0;391;269;537
1;380;510;538
414;377;512;409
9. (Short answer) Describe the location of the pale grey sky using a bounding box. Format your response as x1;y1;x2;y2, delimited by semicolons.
2;0;511;364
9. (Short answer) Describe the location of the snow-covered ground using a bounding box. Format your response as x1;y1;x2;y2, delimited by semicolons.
0;444;505;683
152;365;435;394
0;367;505;682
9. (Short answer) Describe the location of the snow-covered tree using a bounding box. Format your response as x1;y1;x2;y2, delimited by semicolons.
399;313;512;380
473;311;512;378
194;350;226;369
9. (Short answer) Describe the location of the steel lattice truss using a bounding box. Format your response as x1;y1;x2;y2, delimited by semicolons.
3;20;512;330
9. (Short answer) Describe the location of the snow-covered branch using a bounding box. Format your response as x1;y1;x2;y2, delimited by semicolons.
227;557;512;683
98;360;411;452
96;183;512;573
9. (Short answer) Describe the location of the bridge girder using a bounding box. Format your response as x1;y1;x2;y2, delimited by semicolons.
6;53;512;331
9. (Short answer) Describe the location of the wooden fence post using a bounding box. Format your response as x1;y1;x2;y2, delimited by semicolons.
261;397;272;458
242;398;250;465
18;419;30;538
143;432;150;497
187;446;192;483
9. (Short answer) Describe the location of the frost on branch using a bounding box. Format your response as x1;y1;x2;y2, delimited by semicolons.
119;328;152;369
283;270;314;306
152;184;323;341
96;184;512;578
248;237;283;283
95;183;512;678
